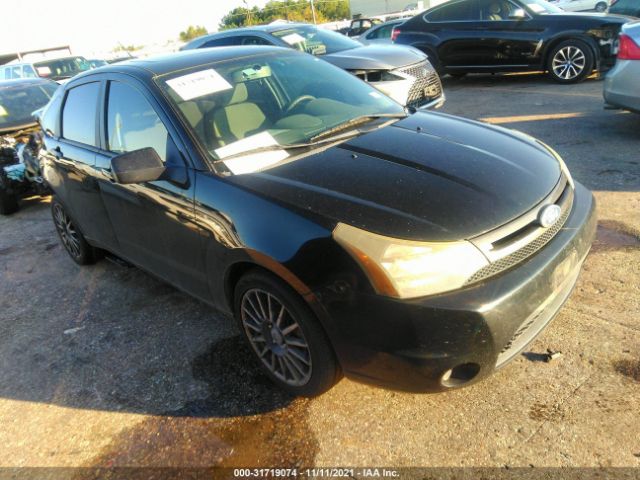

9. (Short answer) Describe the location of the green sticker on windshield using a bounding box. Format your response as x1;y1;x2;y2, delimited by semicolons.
0;105;7;117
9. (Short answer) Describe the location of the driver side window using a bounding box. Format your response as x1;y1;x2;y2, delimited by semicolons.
106;81;171;162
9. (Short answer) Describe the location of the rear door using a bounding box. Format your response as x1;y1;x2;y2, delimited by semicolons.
424;0;487;67
94;76;208;297
43;79;119;250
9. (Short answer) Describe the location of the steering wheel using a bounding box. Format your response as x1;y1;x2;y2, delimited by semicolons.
285;95;316;114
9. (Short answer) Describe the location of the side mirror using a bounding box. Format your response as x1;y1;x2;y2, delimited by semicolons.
509;8;528;19
110;147;165;184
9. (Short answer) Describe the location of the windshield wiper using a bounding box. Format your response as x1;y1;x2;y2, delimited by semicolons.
309;113;407;142
212;129;366;164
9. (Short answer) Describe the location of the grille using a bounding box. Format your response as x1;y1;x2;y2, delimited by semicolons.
398;62;443;108
466;205;571;285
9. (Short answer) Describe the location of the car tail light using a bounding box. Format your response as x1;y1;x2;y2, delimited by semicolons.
391;28;401;42
618;34;640;60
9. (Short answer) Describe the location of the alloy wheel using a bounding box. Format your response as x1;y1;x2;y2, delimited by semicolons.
53;204;81;259
241;288;312;386
552;46;586;81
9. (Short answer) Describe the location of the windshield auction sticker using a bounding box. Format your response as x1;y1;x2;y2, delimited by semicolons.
166;69;232;101
216;131;289;175
281;33;306;45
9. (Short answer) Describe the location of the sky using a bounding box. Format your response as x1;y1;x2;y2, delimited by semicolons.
1;0;270;56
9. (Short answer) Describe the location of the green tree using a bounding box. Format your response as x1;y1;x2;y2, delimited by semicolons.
179;25;209;42
219;0;349;30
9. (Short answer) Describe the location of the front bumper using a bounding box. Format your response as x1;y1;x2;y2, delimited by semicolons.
604;60;640;113
319;182;597;392
371;62;445;109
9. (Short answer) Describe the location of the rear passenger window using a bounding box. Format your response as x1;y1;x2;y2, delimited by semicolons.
426;0;478;21
106;81;171;162
202;37;242;47
62;82;100;146
23;65;37;78
240;36;271;45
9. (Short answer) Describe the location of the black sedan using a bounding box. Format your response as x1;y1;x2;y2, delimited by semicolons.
394;0;629;82
41;47;596;396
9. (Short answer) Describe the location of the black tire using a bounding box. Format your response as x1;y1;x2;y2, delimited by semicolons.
420;48;444;76
51;198;99;265
595;2;607;12
234;270;341;396
0;185;19;215
547;39;594;84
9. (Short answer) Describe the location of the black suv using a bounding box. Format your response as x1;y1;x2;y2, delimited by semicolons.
394;0;629;82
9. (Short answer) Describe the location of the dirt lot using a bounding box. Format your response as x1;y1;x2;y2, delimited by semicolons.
0;73;639;473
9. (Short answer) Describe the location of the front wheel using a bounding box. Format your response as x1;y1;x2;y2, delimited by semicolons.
547;39;594;84
234;270;341;396
595;2;607;12
52;198;99;265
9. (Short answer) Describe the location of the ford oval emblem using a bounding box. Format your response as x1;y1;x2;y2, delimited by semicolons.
538;204;562;228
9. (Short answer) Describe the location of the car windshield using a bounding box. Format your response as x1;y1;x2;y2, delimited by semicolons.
33;56;91;80
520;0;563;13
271;25;361;55
0;82;58;132
159;51;404;175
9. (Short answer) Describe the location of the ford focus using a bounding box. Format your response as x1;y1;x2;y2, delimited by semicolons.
40;47;596;396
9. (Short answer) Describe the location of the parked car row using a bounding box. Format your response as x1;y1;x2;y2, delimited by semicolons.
0;55;109;84
181;24;445;110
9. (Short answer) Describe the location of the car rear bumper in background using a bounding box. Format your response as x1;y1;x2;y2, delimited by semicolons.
319;182;597;392
604;60;640;112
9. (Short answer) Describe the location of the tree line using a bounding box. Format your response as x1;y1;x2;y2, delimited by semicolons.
219;0;350;30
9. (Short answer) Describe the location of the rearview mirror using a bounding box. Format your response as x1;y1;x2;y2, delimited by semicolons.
509;8;528;19
111;147;165;184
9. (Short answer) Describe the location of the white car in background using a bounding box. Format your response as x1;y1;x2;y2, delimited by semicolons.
550;0;609;12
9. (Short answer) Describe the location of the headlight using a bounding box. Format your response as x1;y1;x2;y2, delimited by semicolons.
333;223;489;299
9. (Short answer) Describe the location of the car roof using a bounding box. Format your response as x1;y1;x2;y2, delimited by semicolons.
215;23;311;34
67;46;294;80
0;77;57;88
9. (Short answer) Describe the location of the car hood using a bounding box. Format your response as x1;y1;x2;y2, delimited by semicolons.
228;112;562;242
323;44;427;71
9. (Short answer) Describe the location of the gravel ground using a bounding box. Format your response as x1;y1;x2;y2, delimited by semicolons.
0;72;638;473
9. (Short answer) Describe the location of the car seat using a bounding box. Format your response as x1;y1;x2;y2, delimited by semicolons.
488;2;503;20
211;83;270;147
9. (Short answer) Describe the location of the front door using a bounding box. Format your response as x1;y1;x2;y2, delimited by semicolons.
94;78;208;298
474;0;545;67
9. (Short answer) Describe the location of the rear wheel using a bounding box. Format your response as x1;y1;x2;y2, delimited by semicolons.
234;270;341;396
0;184;19;215
52;198;99;265
595;2;607;12
547;39;594;84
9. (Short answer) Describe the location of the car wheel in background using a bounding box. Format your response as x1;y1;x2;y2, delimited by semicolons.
234;270;341;396
52;198;100;265
547;39;594;83
595;2;607;11
0;180;19;216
